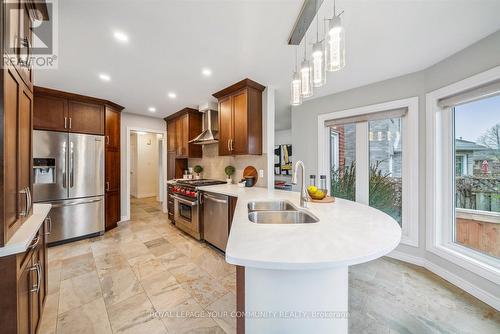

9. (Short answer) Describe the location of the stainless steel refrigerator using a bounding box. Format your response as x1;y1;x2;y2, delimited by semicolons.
33;130;105;245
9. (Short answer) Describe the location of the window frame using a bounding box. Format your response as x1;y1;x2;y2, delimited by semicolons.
317;97;419;247
426;66;500;284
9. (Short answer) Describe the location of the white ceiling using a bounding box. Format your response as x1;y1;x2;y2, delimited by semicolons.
35;0;500;130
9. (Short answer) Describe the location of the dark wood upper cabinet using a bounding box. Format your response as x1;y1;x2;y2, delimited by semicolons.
213;79;265;156
33;93;67;131
218;96;232;156
164;108;202;159
105;106;120;150
68;100;105;135
33;86;121;136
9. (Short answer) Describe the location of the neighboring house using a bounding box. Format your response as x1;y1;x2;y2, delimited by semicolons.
455;138;497;176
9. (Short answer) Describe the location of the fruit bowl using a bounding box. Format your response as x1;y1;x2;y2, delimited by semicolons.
307;186;326;200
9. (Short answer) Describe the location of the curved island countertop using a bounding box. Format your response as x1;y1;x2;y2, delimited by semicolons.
197;184;401;270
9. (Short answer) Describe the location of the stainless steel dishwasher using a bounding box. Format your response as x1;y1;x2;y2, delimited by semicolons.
202;192;229;251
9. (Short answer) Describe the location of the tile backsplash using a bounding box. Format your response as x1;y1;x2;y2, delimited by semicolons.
188;144;268;187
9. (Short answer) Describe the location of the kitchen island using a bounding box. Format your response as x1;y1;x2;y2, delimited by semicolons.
198;184;401;334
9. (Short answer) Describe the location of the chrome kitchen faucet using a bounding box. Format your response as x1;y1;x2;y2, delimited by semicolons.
292;160;310;208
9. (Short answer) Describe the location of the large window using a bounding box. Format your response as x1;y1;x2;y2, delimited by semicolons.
426;68;500;283
454;95;500;259
321;97;419;246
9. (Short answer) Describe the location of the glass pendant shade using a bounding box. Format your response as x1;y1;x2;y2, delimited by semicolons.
300;59;313;98
311;41;326;87
325;16;345;72
290;71;302;106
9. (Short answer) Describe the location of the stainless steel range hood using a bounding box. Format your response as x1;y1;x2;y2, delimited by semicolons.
189;102;219;145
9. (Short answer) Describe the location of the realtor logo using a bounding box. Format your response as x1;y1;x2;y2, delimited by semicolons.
3;0;58;69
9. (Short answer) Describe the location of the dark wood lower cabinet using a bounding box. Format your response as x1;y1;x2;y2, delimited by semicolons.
105;191;121;231
0;217;48;334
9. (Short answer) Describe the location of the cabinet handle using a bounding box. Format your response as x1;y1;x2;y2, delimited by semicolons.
69;117;72;129
227;139;231;152
64;117;68;129
106;182;110;191
29;263;41;293
230;139;233;151
106;136;110;145
19;187;29;216
27;187;32;214
45;217;52;235
18;37;31;68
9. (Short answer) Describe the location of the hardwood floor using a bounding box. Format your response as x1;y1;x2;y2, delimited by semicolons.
37;197;499;334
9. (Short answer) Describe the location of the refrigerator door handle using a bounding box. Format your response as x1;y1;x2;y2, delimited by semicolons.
62;142;67;188
70;141;74;188
50;198;102;208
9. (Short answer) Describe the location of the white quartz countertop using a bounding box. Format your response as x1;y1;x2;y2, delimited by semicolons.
0;203;52;257
198;184;401;270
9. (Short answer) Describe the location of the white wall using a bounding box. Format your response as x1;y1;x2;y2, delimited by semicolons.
121;112;166;219
275;129;292;145
291;30;500;305
130;133;138;197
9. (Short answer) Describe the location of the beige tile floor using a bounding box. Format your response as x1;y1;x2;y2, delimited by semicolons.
39;197;499;334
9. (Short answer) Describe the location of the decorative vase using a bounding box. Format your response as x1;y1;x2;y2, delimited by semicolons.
195;173;201;180
226;177;232;184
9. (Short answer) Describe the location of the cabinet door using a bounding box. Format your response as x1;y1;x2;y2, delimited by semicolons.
180;114;189;157
68;100;104;135
105;191;120;231
33;94;68;131
218;96;233;156
3;66;22;243
19;85;33;220
175;117;183;157
167;151;176;180
105;150;120;191
18;258;32;334
105;106;120;150
231;90;248;155
18;0;34;88
167;120;176;152
30;249;40;334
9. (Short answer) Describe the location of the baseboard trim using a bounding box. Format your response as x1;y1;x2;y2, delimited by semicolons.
386;251;499;311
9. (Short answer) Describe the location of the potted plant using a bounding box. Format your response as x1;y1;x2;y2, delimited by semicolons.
193;165;203;179
225;165;235;184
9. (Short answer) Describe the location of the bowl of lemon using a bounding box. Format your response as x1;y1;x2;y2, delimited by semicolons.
307;186;327;200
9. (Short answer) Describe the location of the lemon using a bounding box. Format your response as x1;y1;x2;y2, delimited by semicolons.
307;186;318;194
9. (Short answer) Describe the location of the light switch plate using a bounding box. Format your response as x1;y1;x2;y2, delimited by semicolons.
258;169;264;178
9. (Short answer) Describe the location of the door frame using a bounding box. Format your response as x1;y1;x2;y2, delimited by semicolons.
125;126;167;221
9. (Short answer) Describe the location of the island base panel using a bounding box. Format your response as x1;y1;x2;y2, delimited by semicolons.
244;266;348;333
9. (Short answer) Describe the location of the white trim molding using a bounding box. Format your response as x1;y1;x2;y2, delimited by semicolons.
317;97;419;247
386;251;500;310
426;65;500;286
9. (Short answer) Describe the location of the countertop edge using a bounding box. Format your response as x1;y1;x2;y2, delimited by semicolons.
0;204;52;257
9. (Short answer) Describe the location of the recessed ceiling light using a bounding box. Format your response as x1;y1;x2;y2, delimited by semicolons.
148;107;156;112
98;73;111;81
201;68;212;77
168;92;177;99
113;31;129;43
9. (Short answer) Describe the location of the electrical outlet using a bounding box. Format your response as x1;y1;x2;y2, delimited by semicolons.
259;169;264;178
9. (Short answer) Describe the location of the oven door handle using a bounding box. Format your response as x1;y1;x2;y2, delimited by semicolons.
171;195;198;206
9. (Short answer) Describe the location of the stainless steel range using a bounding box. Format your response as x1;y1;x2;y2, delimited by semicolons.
171;179;225;240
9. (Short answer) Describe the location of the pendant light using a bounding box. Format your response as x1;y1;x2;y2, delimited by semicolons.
300;33;313;98
290;47;302;106
325;0;345;72
311;13;326;87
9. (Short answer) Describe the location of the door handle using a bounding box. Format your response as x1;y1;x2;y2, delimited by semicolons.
50;198;102;208
63;143;67;188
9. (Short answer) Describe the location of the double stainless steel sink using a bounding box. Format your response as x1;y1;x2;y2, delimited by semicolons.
247;200;319;224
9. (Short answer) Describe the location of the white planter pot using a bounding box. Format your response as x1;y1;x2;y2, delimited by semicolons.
226;178;232;184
